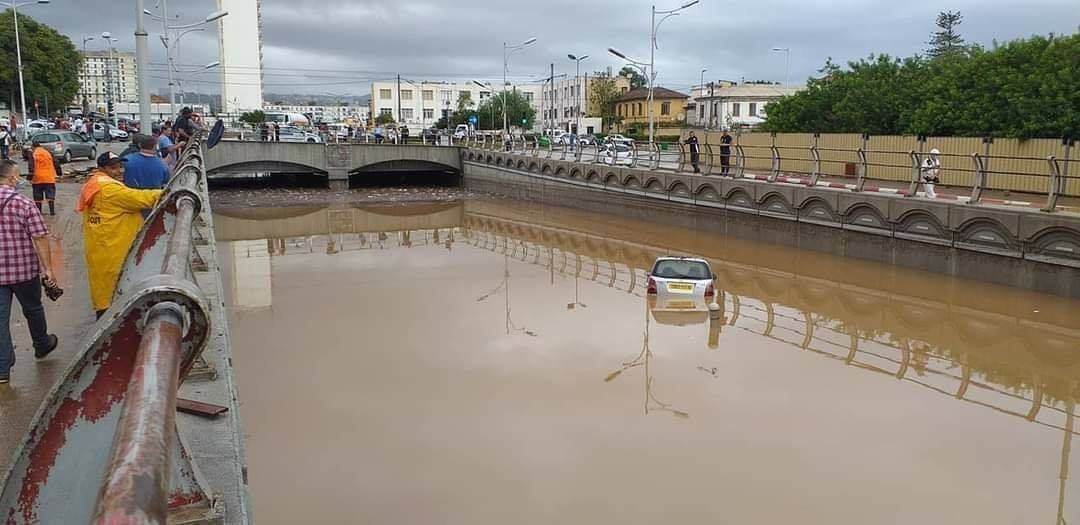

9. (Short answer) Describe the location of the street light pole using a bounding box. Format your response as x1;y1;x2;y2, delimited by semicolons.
502;37;536;136
699;68;706;129
144;6;228;120
567;54;589;135
135;0;151;127
772;47;790;86
6;0;50;134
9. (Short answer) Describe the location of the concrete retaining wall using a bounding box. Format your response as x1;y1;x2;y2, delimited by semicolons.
463;161;1080;298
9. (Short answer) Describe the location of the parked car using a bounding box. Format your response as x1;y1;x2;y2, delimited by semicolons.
604;133;633;144
420;128;441;143
646;257;716;300
601;142;634;166
453;124;469;139
25;120;52;137
31;131;97;163
277;126;322;143
578;134;597;146
92;123;129;142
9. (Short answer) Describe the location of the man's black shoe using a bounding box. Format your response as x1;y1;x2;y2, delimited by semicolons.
34;334;59;360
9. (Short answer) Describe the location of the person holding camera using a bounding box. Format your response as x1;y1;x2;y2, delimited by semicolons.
0;159;60;384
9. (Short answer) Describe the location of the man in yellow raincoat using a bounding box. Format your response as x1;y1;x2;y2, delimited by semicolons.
77;152;163;318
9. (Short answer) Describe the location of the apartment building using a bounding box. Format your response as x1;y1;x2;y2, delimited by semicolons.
263;104;367;123
369;80;542;130
539;75;630;134
76;50;139;111
614;87;689;130
690;83;802;129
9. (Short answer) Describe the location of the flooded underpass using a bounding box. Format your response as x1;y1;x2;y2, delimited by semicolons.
213;196;1080;524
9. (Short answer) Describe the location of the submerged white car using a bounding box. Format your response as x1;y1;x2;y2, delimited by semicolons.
647;257;716;299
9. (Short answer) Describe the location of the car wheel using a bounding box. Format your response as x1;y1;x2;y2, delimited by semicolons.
307;138;316;143
62;150;72;163
88;147;97;160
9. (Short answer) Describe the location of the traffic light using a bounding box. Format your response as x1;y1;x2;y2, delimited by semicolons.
107;101;115;120
521;118;527;125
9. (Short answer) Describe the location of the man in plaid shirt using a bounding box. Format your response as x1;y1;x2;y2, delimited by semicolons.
0;159;59;384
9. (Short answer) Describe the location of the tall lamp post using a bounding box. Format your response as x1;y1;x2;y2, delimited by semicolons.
699;68;707;129
608;1;698;145
567;53;588;135
4;0;50;134
173;61;219;109
472;80;495;131
101;32;119;127
81;35;94;114
771;47;790;86
144;3;228;117
502;37;536;136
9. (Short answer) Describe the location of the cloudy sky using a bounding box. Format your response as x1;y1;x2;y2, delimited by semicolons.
30;0;1079;96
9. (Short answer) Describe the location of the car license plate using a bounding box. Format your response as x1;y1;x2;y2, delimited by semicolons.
667;300;695;309
667;283;694;293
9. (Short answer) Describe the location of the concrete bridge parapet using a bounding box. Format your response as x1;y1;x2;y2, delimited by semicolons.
205;141;465;189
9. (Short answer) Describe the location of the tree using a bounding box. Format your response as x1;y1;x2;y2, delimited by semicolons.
588;71;623;131
374;112;395;125
619;66;647;89
238;110;265;127
455;91;474;114
0;10;80;121
761;32;1079;139
927;10;966;58
474;90;535;131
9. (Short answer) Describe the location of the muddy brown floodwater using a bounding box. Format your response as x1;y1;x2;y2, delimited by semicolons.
215;197;1080;525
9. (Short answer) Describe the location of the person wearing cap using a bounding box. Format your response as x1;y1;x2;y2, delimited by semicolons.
123;134;171;190
921;148;941;199
77;152;164;318
174;107;197;143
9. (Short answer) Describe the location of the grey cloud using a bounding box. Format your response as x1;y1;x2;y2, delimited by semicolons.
23;0;1080;96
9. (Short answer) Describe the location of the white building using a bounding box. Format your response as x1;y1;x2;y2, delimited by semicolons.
218;0;265;113
369;80;542;130
76;50;139;111
689;83;802;129
540;75;630;134
113;102;210;122
263;104;367;123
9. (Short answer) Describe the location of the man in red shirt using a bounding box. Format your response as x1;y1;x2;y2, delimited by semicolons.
0;159;59;384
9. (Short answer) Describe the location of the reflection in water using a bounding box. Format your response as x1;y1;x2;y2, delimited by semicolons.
218;200;1080;523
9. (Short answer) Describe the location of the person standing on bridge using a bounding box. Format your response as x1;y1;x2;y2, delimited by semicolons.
921;148;941;199
719;129;733;176
123;134;171;191
0;159;59;383
77;152;164;318
685;131;701;173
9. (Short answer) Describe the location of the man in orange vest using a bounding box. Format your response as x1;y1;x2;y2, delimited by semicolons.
29;142;59;216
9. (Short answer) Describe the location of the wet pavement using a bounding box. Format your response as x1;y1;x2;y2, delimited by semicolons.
218;198;1080;524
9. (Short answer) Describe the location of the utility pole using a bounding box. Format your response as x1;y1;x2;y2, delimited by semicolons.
397;74;402;124
135;0;151;127
549;63;554;133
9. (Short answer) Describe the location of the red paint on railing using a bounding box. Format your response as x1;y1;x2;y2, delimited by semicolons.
12;320;141;523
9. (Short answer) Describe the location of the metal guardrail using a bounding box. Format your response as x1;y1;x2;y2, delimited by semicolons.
476;134;1079;211
1;132;220;523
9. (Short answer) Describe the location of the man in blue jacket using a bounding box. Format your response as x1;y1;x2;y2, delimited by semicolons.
122;134;171;189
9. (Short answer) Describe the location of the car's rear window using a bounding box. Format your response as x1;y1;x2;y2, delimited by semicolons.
652;259;710;279
35;134;59;143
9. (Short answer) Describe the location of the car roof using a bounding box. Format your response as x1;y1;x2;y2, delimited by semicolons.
654;256;710;264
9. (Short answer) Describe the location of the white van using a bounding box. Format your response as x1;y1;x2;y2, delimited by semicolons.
453;124;469;139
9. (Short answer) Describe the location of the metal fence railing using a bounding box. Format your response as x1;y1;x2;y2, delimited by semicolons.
1;132;221;522
471;132;1079;211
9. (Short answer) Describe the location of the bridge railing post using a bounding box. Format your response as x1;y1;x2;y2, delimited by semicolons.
629;141;639;169
651;142;661;170
559;141;568;161
970;152;987;204
1045;138;1074;211
703;144;714;176
676;142;687;173
908;150;922;197
854;147;869;192
769;144;781;183
734;144;746;178
593;143;603;164
809;142;822;187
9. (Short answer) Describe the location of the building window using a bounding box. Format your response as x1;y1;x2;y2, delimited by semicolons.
423;109;434;119
440;90;451;102
661;102;671;116
732;103;740;117
636;103;642;116
401;90;413;101
749;102;757;116
422;90;433;101
402;108;414;119
524;92;533;102
699;105;705;119
479;91;490;100
380;89;392;100
379;108;393;116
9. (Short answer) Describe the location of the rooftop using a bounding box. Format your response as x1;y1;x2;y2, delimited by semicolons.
616;87;689;102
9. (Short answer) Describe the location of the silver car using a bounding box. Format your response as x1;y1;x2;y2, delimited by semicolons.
31;132;97;163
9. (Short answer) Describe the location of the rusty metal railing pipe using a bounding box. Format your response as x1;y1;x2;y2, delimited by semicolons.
162;196;198;278
93;303;186;524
